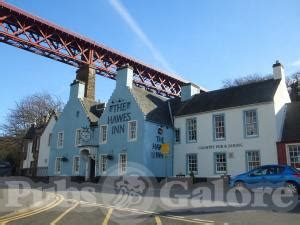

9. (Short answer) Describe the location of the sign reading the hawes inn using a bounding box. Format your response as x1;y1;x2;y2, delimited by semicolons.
107;99;132;135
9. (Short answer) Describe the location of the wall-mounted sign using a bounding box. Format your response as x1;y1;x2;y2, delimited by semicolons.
198;143;243;150
161;143;170;155
107;99;132;135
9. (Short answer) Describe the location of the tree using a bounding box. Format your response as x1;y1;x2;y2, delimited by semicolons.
0;92;64;174
222;74;273;88
0;92;64;137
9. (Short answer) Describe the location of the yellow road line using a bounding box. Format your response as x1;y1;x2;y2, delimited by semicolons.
0;194;64;224
155;216;162;225
102;208;113;225
160;215;215;224
50;201;79;225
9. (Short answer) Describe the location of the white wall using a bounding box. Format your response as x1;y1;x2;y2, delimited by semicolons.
173;103;279;177
38;116;56;168
273;79;291;141
23;141;33;169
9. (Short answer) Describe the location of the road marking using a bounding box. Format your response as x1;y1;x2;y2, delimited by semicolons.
75;200;216;224
50;201;79;225
155;216;162;225
102;208;113;225
160;215;215;224
0;194;64;224
192;218;215;223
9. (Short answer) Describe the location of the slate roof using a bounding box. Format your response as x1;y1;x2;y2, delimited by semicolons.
80;99;105;123
175;79;281;116
131;87;173;126
281;102;300;142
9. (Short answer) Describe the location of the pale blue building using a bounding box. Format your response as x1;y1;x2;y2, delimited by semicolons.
48;65;175;180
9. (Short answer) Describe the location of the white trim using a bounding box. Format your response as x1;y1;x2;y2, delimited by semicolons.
72;156;80;175
286;143;300;167
75;129;82;147
55;157;62;175
57;132;64;149
99;154;107;175
128;120;138;142
100;125;108;144
119;153;127;175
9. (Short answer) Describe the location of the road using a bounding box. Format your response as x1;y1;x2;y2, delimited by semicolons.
0;177;300;224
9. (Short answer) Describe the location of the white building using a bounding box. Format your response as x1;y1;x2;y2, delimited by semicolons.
22;113;57;176
173;61;291;178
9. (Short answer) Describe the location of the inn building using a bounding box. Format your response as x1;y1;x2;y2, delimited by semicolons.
173;61;291;178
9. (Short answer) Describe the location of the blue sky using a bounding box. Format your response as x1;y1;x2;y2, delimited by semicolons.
1;0;300;124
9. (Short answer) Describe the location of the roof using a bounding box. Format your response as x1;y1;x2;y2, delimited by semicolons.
281;102;300;142
131;87;173;126
175;79;280;116
80;99;105;123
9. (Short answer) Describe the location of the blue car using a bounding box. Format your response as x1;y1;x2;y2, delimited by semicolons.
230;165;300;193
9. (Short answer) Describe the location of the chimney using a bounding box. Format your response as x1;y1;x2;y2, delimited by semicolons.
273;60;285;81
76;65;96;100
181;83;200;102
69;80;85;100
116;64;134;89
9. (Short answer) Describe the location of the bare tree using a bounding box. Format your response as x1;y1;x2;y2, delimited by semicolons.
222;74;273;88
0;92;64;137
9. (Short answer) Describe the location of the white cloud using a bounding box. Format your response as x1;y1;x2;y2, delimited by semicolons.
291;59;300;67
108;0;178;76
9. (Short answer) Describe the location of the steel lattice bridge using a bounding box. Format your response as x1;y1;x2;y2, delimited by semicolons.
0;1;187;97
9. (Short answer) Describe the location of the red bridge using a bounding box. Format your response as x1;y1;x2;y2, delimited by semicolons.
0;1;187;97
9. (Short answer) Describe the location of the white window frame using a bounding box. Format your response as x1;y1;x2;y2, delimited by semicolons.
215;152;227;174
175;128;180;144
57;132;64;148
286;144;300;169
246;151;261;171
75;129;82;146
119;153;127;175
100;154;108;174
213;114;225;140
186;118;197;143
100;125;108;144
244;110;258;138
128;120;137;141
72;156;80;175
187;154;198;174
55;157;62;174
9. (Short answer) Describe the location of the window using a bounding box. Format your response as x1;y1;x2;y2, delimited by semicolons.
186;118;197;142
100;125;108;144
119;153;127;175
175;128;180;144
76;111;80;117
73;156;80;175
213;114;225;140
246;151;260;171
288;145;300;168
244;110;258;137
55;157;62;174
128;120;137;141
215;153;227;174
186;154;198;174
57;132;64;148
100;155;108;174
75;129;82;146
48;133;52;146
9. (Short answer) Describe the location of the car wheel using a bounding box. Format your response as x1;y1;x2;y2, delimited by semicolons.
285;182;298;194
234;181;245;189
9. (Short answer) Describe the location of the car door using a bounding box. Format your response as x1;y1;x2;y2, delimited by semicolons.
245;167;268;188
263;166;285;188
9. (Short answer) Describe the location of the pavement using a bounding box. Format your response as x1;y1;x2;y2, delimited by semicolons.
0;177;299;225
